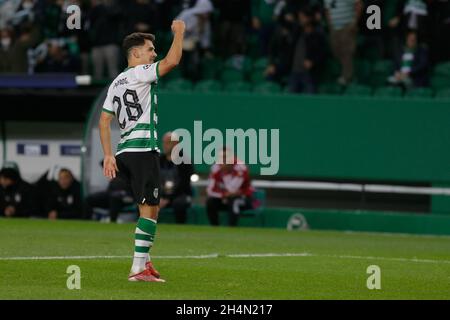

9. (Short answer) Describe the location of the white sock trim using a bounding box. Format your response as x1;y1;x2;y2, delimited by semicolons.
135;239;152;247
142;217;157;224
133;252;148;258
135;227;150;235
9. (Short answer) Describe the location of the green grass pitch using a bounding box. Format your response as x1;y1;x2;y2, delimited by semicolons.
0;218;449;300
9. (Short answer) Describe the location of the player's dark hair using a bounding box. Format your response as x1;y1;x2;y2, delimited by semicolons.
123;32;155;58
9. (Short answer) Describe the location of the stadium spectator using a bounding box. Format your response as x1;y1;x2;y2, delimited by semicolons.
123;0;156;35
428;0;450;63
35;0;63;39
154;0;181;32
46;168;82;220
88;0;122;79
176;0;213;81
324;0;362;85
159;132;195;224
251;0;277;56
33;165;60;218
206;148;254;227
0;0;449;94
388;30;430;88
0;167;36;218
0;0;21;29
287;8;327;94
3;21;40;73
83;172;134;223
265;2;299;84
387;0;429;62
214;0;251;57
35;40;80;73
0;28;14;72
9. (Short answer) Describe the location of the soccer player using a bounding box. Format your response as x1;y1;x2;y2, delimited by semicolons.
99;20;185;282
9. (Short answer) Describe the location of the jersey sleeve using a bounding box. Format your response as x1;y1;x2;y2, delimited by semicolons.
134;62;160;84
101;90;115;115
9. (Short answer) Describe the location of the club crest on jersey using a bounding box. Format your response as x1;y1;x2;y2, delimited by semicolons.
153;188;159;199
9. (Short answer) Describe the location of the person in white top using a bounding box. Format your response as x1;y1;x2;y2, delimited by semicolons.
99;20;185;282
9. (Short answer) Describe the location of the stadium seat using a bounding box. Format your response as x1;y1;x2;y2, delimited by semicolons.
405;88;434;99
354;59;372;85
224;55;253;74
433;62;450;77
246;34;260;58
194;80;222;93
436;89;450;99
374;86;403;98
318;83;344;95
319;59;341;83
164;79;193;92
344;84;372;96
224;81;252;93
252;57;269;72
372;60;394;75
370;60;394;87
220;69;245;82
252;81;282;94
357;36;383;60
431;75;450;91
200;57;223;80
249;69;267;84
163;67;182;81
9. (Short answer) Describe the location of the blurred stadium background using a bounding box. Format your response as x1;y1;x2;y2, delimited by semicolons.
1;0;450;235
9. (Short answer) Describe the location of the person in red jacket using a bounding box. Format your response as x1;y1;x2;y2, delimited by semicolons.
206;148;254;227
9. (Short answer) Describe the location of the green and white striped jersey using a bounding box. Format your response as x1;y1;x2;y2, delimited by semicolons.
324;0;357;30
102;62;160;155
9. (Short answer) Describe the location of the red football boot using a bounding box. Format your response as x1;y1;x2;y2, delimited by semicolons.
145;261;161;278
128;269;165;282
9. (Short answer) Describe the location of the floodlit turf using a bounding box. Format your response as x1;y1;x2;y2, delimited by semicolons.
0;218;450;300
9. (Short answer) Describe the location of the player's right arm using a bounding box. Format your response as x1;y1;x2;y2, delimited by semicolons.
99;96;119;179
158;20;185;78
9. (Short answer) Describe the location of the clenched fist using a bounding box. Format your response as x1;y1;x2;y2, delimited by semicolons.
171;20;185;34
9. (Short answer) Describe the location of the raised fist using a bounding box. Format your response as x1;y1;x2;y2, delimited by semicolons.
171;20;185;34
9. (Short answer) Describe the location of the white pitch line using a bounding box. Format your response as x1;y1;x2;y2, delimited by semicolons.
0;255;130;261
227;253;313;258
0;254;219;261
0;253;450;265
153;254;220;259
327;254;450;265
